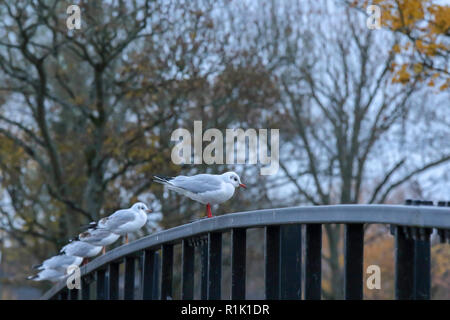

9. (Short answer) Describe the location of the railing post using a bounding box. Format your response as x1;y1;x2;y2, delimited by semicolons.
108;262;120;300
207;232;222;300
231;228;246;300
200;242;208;300
265;226;280;299
161;244;174;300
280;224;302;300
344;223;364;300
414;228;432;299
124;256;136;300
153;252;160;299
305;224;322;300
81;277;91;300
96;269;106;300
395;226;415;299
59;289;68;300
395;199;433;300
69;288;79;300
182;240;195;300
142;249;155;300
413;201;433;300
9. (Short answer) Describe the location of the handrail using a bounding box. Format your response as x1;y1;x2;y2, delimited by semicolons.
40;204;450;299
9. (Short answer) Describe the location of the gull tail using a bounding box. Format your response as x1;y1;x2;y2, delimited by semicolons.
69;235;80;242
80;221;98;231
27;275;38;281
32;263;43;270
153;175;174;185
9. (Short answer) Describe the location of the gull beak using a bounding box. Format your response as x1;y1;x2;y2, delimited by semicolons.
239;183;247;189
146;209;153;213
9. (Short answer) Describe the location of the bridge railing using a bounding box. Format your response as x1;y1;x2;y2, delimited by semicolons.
40;203;450;300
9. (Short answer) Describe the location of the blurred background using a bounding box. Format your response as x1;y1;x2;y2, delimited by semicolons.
0;0;448;299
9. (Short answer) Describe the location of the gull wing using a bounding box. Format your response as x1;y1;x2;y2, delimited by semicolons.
103;208;136;230
170;174;223;194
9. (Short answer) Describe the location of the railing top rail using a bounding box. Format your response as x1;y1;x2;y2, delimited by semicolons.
40;204;450;299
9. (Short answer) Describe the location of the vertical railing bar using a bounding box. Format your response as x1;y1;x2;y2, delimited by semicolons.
414;201;433;300
161;244;174;300
344;223;364;300
305;223;322;300
108;262;120;300
124;256;136;300
182;240;195;300
395;225;415;299
81;276;91;300
152;251;160;299
142;249;155;300
279;224;302;300
96;269;106;300
200;242;208;300
231;228;246;300
69;287;79;300
265;226;280;299
207;232;222;300
414;231;431;299
59;289;68;300
138;251;144;299
396;200;423;300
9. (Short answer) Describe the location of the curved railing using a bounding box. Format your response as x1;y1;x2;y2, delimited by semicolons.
40;204;450;300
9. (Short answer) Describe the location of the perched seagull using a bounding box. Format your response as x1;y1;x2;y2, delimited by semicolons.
88;202;152;244
33;253;83;273
78;228;121;254
153;171;246;218
60;240;102;263
27;269;66;282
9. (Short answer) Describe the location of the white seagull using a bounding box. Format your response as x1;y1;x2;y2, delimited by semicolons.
60;240;102;263
33;253;83;273
78;227;121;254
89;202;152;244
153;171;246;218
27;269;66;282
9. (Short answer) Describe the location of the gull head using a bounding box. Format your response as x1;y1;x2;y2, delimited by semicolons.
222;171;247;189
131;202;153;214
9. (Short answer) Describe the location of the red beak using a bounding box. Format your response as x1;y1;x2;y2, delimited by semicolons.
239;183;247;189
146;209;153;213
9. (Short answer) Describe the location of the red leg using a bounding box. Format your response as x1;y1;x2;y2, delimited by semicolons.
125;234;129;244
206;203;212;218
102;246;106;255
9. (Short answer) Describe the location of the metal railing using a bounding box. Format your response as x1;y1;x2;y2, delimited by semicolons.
41;203;450;300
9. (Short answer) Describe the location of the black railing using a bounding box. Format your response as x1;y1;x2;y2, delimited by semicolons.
41;203;450;300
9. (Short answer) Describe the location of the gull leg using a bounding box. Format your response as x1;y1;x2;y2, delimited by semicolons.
206;203;213;218
125;234;129;244
102;246;106;255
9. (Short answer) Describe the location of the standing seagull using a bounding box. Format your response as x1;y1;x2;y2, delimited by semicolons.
153;171;246;218
78;227;121;254
33;253;83;273
27;269;66;282
60;240;103;264
89;202;152;244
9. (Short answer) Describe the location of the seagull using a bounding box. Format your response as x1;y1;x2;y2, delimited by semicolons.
153;171;246;218
33;253;83;273
27;269;66;282
60;240;103;263
78;227;121;254
88;202;152;244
